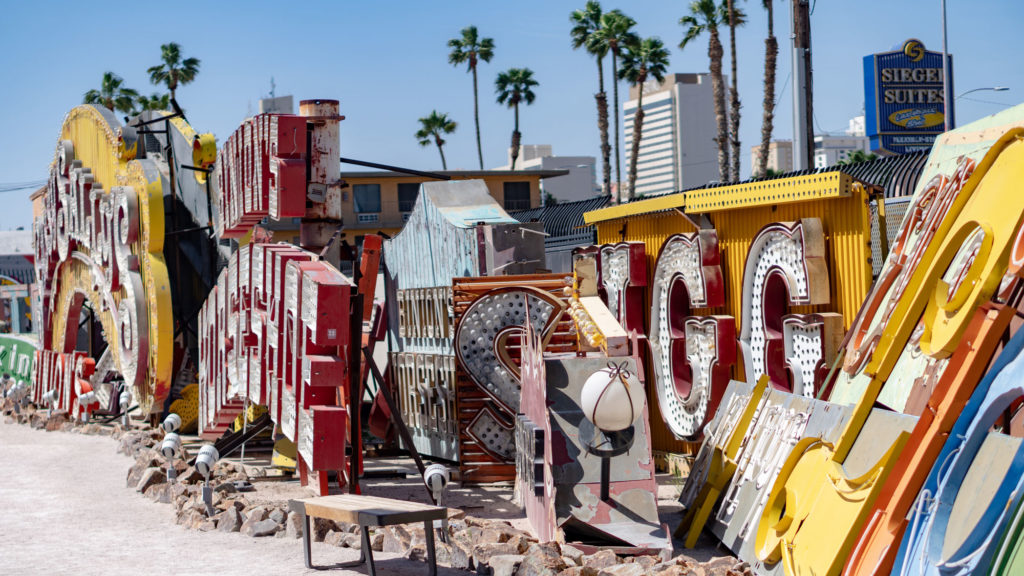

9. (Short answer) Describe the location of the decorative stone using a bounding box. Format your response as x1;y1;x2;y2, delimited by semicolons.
312;517;335;542
473;542;519;566
597;565;645;576
178;466;204;484
634;556;658;570
217;507;244;532
214;482;237;494
382;525;412;554
324;530;346;547
268;508;287;524
370;530;384;551
241;518;280;537
197;519;218;532
450;537;475;570
245;506;268;522
582;550;620;575
561;545;585;566
489;554;526;576
135;467;166;493
517;542;566;576
285;512;304;539
481;527;511;544
343;533;362;549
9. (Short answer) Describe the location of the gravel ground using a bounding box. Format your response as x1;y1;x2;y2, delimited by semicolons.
0;419;464;576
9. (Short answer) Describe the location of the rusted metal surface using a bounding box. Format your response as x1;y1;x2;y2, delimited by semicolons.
518;316;669;553
382;179;548;464
707;387;853;575
196;241;358;495
214;113;307;238
452;279;572;483
34;106;173;415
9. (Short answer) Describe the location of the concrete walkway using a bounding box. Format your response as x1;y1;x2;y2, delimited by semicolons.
0;420;459;576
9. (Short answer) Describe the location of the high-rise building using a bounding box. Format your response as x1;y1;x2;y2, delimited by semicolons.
494;145;598;203
749;140;794;174
622;73;719;198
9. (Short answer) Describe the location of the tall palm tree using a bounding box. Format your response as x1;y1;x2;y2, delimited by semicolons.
680;0;731;183
756;0;778;178
593;10;638;193
725;1;748;181
415;111;457;170
448;26;495;170
570;1;611;196
619;37;670;201
83;72;139;114
495;68;539;170
147;42;201;101
135;93;171;114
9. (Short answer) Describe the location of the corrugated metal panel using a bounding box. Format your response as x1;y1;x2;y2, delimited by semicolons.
869;197;913;277
508;195;610;238
629;150;929;203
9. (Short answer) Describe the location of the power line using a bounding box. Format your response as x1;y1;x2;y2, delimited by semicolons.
959;96;1013;108
0;181;46;193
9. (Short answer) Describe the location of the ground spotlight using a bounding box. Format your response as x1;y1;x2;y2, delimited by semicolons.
196;444;219;516
162;413;181;433
161;432;182;483
118;385;132;427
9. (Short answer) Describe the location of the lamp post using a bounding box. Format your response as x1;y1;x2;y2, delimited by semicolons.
956;86;1009;100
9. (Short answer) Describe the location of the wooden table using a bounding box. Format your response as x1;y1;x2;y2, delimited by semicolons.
289;494;447;574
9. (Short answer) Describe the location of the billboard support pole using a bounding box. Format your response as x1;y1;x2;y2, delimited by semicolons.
941;0;954;131
791;0;813;170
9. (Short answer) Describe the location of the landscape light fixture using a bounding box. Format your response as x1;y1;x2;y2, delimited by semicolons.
41;389;59;416
160;431;182;483
77;390;97;422
119;386;132;427
423;463;451;542
162;413;181;433
195;444;219;516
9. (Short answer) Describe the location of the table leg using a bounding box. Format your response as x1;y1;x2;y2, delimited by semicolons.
363;526;377;576
303;513;312;569
424;520;437;576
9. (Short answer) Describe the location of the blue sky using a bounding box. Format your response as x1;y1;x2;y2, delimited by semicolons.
0;0;1020;230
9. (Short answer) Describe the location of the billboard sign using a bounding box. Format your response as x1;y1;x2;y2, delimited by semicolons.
864;39;953;154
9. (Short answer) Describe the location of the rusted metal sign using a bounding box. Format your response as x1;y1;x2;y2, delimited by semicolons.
33;105;173;415
214;114;307;238
198;242;356;494
517;312;670;553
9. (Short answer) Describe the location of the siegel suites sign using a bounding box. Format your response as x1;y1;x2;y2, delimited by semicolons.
864;39;953;155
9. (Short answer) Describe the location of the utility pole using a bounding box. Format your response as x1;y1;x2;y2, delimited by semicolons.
791;0;814;170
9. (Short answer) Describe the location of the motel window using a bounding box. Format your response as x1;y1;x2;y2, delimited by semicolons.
398;183;420;212
503;181;531;210
353;184;381;213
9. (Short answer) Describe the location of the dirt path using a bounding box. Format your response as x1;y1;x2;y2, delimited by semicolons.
0;420;460;576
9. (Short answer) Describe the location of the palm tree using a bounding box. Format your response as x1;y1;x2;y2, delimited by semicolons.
725;1;748;182
680;0;731;182
415;111;457;170
83;72;139;114
147;42;201;101
619;37;670;201
135;93;171;114
593;10;638;192
755;0;778;178
448;26;495;170
495;68;539;170
837;150;878;166
570;1;611;196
